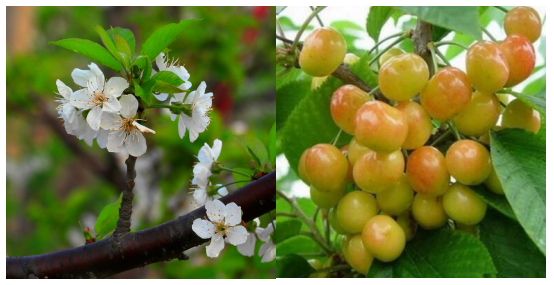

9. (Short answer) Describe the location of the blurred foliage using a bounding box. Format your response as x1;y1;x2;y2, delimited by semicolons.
6;6;275;278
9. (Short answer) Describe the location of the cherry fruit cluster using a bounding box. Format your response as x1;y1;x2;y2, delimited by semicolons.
298;7;542;275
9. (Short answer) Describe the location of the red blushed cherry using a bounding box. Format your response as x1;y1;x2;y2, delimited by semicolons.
353;149;405;194
420;67;473;121
354;101;408;153
330;85;370;135
341;145;354;184
466;41;509;94
396;101;433;150
303;144;348;193
500;35;536;87
406;146;450;196
504;6;542;43
445;140;492;186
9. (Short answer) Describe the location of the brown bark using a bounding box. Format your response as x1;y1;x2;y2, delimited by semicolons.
113;156;137;238
6;171;276;279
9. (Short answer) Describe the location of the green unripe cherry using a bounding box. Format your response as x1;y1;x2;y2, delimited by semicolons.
299;27;347;77
443;183;487;226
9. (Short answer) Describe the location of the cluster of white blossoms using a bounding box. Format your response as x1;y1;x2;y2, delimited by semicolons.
192;200;276;263
54;53;214;156
189;139;228;207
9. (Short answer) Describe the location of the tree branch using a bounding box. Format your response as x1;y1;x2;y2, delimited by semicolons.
113;155;137;238
6;171;276;279
412;20;435;75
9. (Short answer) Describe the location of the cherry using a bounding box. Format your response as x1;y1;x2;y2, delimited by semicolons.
344;235;374;275
396;212;418;241
299;27;347;77
376;174;414;216
336;191;379;234
379;47;404;66
302;144;348;192
331;85;370;135
420;67;472;121
353;149;405;194
362;215;406;262
340;145;354;184
348;138;371;166
466;41;509;94
504;6;542;43
446;140;492;186
502;99;541;133
329;207;349;235
311;186;345;209
500;35;536;87
412;194;448;230
453;91;501;137
406;146;450;196
443;183;487;226
484;168;504;195
378;53;429;102
396;101;433;149
354;101;408;153
298;148;310;184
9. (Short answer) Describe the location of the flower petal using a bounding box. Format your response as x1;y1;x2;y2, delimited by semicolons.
198;143;213;164
97;128;109;149
63;104;76;124
107;129;126;153
259;242;271;257
193;189;208;207
71;69;94;87
178;113;188;139
206;235;225;258
260;243;276;263
119;95;138;119
102;95;122;113
193;163;211;179
184;90;195;104
192;218;215;239
86;106;103;131
83;124;97;147
132;121;156;134
226;225;248;246
155;53;166;71
104;77;129;98
205;199;225;224
100;112;122;130
211;139;222;161
153;92;169;101
224;202;242;226
125;128;147;157
217;186;228;197
56;80;73;99
236;233;256;257
70;89;94;109
174;91;187;103
88;62;104;77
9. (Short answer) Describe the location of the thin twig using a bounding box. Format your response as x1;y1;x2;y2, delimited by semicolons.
113;155;137;238
481;27;497;42
367;36;408;67
310;6;325;27
434;47;452;67
291;6;326;53
434;41;469;50
494;6;508;13
367;31;406;55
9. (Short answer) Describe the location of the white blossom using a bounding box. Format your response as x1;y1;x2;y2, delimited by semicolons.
190;168;228;207
170;82;212;142
153;53;192;101
191;200;248;258
193;139;222;176
100;95;155;157
258;221;276;263
54;80;77;125
236;218;260;257
70;63;129;131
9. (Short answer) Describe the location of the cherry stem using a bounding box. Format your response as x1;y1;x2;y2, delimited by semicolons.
291;6;327;53
277;190;333;255
431;129;453;147
449;122;462;141
331;130;343;146
433;47;452;67
434;41;469;50
310;6;325;27
276;19;289;47
428;43;439;76
368;86;381;97
219;166;252;178
367;35;409;67
313;207;320;223
494;6;509;13
148;104;182;113
481;27;498;42
367;31;406;55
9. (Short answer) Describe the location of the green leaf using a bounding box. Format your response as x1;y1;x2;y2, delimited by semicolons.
366;229;496;278
395;7;482;40
281;55;376;175
94;25;127;69
49;38;122;72
107;27;136;57
472;185;516;220
151;80;186;94
490;129;546;255
277;254;315;278
276;235;320;257
275;219;302;244
114;34;132;67
276;80;310;131
94;193;123;237
276;65;305;90
151;70;186;87
366;6;393;42
134;81;150;105
522;76;546;97
231;168;251;188
137;56;152;82
269;123;276;165
235;134;270;168
432;26;451;41
480;210;546;277
366;261;394;278
142;19;200;63
509;90;546;116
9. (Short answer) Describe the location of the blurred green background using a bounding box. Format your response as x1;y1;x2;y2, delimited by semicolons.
6;6;275;278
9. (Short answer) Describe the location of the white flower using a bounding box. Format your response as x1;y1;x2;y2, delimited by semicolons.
170;82;212;142
54;80;77;124
70;63;129;131
258;221;276;263
193;139;222;176
100;95;155;157
191;169;228;207
71;63;103;88
153;53;192;101
236;218;260;257
192;200;249;258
